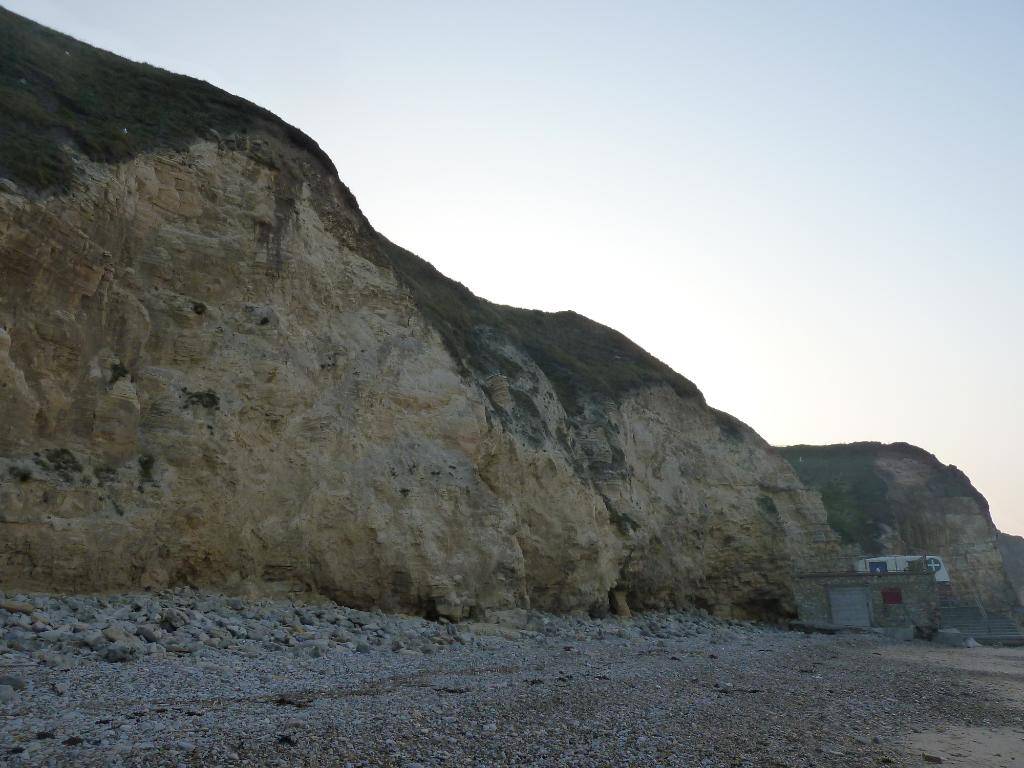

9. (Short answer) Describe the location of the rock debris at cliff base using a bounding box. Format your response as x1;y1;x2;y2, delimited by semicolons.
3;591;1022;767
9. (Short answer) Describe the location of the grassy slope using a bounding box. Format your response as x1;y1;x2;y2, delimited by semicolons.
0;6;327;190
378;238;701;413
0;6;701;415
778;442;990;553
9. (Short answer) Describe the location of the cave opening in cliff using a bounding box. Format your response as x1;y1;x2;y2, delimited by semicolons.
738;596;795;623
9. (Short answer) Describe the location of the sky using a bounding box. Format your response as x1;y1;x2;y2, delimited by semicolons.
9;1;1023;534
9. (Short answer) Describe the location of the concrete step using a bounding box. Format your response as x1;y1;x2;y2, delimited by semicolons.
939;607;1024;643
937;602;1024;643
939;628;1003;634
941;625;1021;634
940;609;986;619
970;636;1024;647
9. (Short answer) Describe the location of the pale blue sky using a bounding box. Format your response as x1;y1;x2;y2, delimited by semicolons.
11;1;1023;533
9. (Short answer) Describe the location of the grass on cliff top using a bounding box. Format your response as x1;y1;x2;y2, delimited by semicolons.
0;7;336;192
1;6;702;413
379;238;702;413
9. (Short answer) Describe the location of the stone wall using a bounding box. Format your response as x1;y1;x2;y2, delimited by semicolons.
794;572;938;631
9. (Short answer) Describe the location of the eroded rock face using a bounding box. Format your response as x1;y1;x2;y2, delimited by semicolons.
0;134;842;618
779;443;1017;610
997;533;1024;608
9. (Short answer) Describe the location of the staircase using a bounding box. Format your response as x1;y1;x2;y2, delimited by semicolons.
939;604;1024;645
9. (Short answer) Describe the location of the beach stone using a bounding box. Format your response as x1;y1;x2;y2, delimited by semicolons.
103;643;134;662
0;600;34;615
79;631;106;650
102;625;130;644
161;608;189;630
0;674;26;690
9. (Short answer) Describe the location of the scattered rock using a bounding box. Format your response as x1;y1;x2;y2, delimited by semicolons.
102;625;130;644
0;600;35;615
161;608;189;630
0;588;1001;767
103;643;134;662
0;675;26;691
79;631;105;650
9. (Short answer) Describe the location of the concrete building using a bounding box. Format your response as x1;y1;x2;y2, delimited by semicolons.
794;571;938;634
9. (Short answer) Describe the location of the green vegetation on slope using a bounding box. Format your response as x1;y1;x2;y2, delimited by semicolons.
377;239;701;414
778;443;892;552
0;6;701;415
778;441;993;554
0;6;336;192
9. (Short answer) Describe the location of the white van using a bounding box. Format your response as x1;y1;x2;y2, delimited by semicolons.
854;554;950;583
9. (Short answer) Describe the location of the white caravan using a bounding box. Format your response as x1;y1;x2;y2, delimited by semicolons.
854;554;951;583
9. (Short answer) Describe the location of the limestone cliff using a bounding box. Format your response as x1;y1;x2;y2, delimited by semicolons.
779;442;1017;610
997;533;1024;608
0;8;838;619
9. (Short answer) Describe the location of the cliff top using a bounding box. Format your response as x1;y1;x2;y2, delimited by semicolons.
0;6;700;413
0;6;347;193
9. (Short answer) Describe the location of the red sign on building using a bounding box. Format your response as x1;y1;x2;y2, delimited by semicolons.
881;588;903;605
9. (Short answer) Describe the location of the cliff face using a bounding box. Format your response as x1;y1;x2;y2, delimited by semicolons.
779;442;1017;610
0;9;838;619
997;533;1024;608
